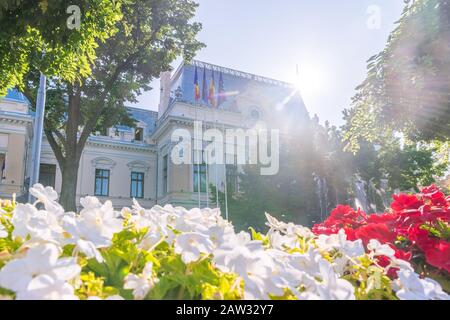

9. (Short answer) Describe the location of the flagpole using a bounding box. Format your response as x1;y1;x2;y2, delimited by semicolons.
194;66;201;209
205;150;209;208
28;72;47;203
222;122;229;221
195;104;201;208
214;111;219;208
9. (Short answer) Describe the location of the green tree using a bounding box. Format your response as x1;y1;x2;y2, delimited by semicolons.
22;0;204;210
212;120;322;232
377;140;448;192
0;0;123;95
344;0;450;152
217;115;448;231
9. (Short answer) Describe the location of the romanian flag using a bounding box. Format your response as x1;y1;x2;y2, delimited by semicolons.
202;67;208;103
209;71;216;107
194;66;201;101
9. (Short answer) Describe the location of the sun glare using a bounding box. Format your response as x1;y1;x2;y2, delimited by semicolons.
293;63;326;96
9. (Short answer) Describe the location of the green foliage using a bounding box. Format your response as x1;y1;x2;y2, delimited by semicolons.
20;0;204;210
79;225;242;300
343;0;450;152
343;257;398;300
211;120;327;231
0;0;123;95
215;115;448;231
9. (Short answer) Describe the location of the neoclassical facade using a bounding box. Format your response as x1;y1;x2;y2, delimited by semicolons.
0;60;309;208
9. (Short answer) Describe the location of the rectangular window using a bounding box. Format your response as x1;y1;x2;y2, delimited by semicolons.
163;155;168;194
135;127;143;141
193;163;207;193
94;169;110;196
130;172;144;198
39;164;56;188
0;153;5;180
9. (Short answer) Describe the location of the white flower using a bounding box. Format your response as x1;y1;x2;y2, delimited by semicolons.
286;248;324;278
315;260;356;300
268;231;299;250
124;262;156;300
131;202;175;250
0;244;80;295
62;198;123;261
214;240;266;275
206;224;236;247
29;184;64;216
78;198;123;240
174;232;214;264
0;223;7;238
213;241;276;299
30;184;58;203
315;230;365;275
316;229;364;256
11;204;64;244
265;213;286;231
394;270;449;300
15;274;78;300
223;230;251;247
265;213;313;238
173;208;209;234
265;250;305;295
367;239;396;258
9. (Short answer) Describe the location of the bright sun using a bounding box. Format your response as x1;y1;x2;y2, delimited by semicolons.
293;63;326;96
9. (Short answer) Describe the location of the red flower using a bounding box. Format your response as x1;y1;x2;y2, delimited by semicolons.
311;224;339;236
354;223;396;246
391;193;423;212
343;227;357;241
393;247;412;261
408;225;436;251
322;205;367;229
312;185;449;276
424;240;450;273
376;255;400;278
367;212;399;226
421;185;448;206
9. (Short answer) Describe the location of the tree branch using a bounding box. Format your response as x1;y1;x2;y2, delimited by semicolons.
44;129;65;169
20;85;36;107
76;25;163;155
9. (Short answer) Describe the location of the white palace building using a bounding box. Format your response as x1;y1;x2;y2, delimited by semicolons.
0;60;309;209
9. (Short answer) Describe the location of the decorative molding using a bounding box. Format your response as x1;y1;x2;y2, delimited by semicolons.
86;138;157;153
91;157;116;171
127;160;151;176
191;60;295;89
0;117;33;127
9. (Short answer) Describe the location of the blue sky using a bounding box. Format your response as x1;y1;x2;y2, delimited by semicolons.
132;0;405;125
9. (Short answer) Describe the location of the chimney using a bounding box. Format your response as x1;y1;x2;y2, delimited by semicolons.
158;71;172;118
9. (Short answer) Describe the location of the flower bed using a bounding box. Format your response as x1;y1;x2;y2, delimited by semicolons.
0;184;448;300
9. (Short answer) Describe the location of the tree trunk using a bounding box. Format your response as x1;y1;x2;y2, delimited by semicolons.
59;156;79;212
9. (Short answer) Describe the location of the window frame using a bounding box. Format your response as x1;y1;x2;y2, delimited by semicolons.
134;127;144;142
130;171;145;199
38;163;57;189
94;169;110;197
0;153;6;180
193;163;207;193
163;155;168;194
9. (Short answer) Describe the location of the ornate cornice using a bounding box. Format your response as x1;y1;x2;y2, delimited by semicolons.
0;113;33;126
91;157;116;170
86;138;157;153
